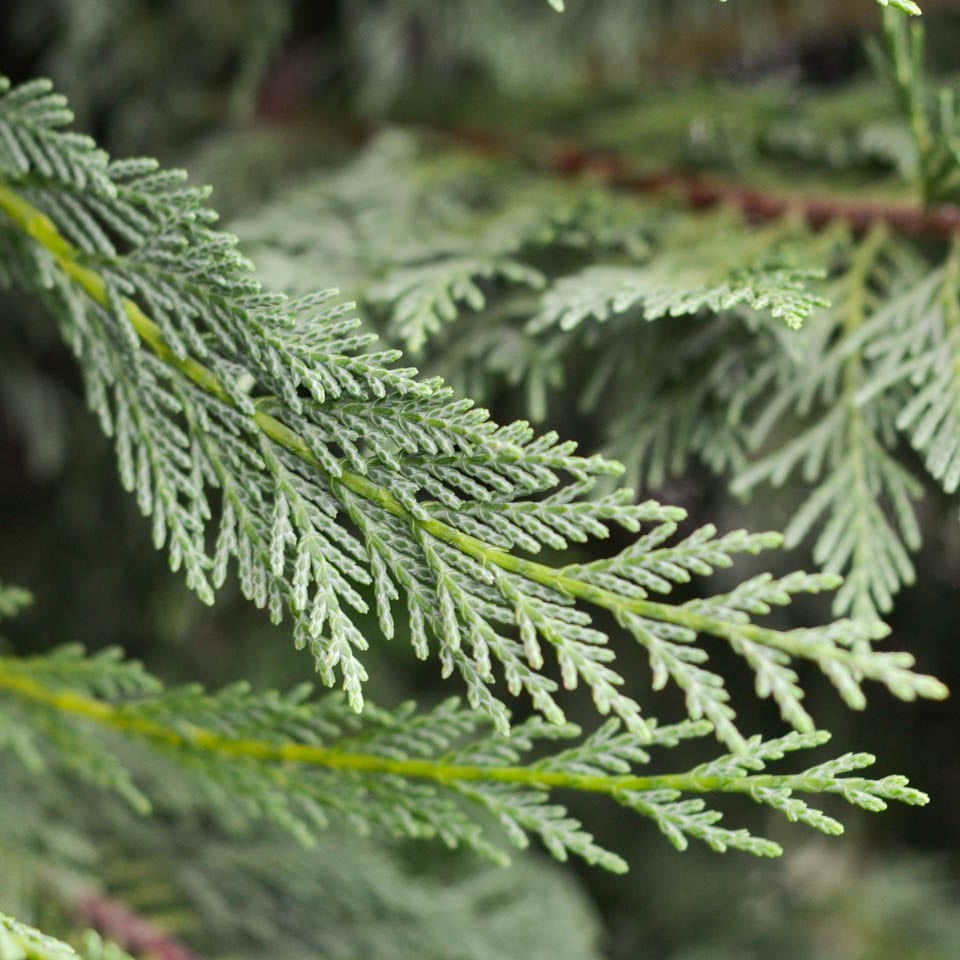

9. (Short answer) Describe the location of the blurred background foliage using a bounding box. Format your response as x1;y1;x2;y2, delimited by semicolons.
2;1;960;957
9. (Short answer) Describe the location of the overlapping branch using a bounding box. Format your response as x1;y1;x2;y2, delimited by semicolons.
0;645;935;868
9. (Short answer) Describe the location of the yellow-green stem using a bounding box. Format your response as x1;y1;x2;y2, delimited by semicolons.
0;666;865;800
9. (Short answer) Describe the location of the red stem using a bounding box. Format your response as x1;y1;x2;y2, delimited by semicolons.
74;892;203;960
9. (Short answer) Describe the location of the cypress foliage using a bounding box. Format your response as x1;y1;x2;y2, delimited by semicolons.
0;2;956;957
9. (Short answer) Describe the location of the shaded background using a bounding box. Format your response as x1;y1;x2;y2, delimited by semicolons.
2;1;960;957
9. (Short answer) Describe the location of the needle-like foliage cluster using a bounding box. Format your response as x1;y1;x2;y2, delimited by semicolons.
234;11;960;628
0;73;942;749
0;2;953;957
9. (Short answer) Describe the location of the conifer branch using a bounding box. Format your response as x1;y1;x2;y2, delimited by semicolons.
227;126;951;626
0;647;934;868
857;237;960;494
875;6;960;206
0;76;944;749
733;223;927;620
0;4;953;958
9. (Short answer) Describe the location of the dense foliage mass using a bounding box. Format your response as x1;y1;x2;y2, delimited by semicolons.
1;2;957;958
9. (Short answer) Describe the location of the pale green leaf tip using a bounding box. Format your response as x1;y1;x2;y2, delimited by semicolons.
880;0;922;13
919;676;950;700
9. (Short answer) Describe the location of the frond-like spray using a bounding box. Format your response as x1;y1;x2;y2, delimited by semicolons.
0;77;944;750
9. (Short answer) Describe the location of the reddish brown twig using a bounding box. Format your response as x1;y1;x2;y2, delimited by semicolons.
74;891;203;960
550;148;960;237
446;127;960;238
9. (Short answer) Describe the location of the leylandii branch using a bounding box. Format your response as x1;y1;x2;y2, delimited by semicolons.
0;642;934;865
0;663;930;809
0;181;947;727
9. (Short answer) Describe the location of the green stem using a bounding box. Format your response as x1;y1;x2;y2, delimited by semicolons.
0;666;894;801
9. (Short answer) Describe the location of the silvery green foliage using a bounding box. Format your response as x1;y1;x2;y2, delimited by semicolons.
732;225;926;621
231;3;960;631
236;133;823;356
859;241;960;495
0;76;943;751
729;0;960;619
229;130;923;625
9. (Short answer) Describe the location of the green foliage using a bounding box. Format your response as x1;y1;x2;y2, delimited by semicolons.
172;833;602;960
8;0;293;149
880;0;923;14
0;773;606;960
0;584;32;621
731;223;925;621
233;8;960;629
0;73;942;757
872;7;960;204
0;1;954;957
